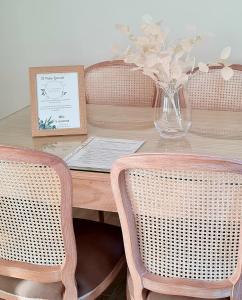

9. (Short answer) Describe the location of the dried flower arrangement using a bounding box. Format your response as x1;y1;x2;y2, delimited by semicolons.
114;15;233;92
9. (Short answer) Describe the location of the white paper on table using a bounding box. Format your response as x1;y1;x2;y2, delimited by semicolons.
64;136;144;172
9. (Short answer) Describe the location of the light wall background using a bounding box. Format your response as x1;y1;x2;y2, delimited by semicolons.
0;0;241;119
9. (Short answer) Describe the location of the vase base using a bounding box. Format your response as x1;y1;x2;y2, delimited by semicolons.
155;122;191;139
159;132;188;139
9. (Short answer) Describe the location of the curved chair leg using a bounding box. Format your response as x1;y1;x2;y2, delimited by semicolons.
62;276;77;300
126;281;132;300
231;274;242;300
126;284;145;300
127;271;147;300
133;288;147;300
63;286;77;300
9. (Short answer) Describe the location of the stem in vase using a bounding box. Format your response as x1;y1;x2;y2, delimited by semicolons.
169;93;183;130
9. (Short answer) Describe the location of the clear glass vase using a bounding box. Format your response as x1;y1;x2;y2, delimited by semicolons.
154;83;191;139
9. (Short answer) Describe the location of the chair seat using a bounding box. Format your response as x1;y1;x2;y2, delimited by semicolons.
0;218;124;299
147;292;229;300
0;276;63;299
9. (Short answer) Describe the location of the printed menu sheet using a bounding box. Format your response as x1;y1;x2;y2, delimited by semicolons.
64;136;144;172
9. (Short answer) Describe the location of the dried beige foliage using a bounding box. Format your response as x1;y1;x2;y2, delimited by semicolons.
115;16;233;90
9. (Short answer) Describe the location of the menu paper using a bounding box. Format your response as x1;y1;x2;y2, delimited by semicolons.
36;72;80;130
64;137;144;172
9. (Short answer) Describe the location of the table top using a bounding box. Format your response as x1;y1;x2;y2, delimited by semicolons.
1;104;242;165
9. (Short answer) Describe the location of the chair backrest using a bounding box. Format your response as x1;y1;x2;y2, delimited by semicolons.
0;146;77;297
188;64;242;111
85;60;158;106
111;154;242;287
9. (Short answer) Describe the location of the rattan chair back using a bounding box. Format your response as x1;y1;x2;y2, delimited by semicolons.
188;65;242;111
85;60;158;106
111;153;242;299
0;145;77;299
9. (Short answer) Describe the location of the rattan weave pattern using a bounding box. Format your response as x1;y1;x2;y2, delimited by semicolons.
85;64;156;106
188;68;242;111
125;168;242;280
0;160;65;266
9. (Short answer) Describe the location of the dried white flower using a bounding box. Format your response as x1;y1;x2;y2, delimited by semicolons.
220;46;231;60
198;62;209;73
180;39;193;52
171;64;182;80
221;66;234;80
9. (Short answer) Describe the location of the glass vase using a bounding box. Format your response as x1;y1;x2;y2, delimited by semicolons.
154;83;191;139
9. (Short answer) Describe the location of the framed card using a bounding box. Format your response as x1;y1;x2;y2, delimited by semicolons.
29;65;87;137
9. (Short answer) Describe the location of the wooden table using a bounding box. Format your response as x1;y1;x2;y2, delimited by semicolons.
1;104;242;212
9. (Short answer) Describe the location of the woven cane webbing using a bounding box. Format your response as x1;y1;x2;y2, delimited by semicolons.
188;68;242;111
125;168;242;280
0;160;65;266
85;64;156;106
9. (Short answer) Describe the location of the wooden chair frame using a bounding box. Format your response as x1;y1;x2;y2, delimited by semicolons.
190;64;242;75
0;145;77;300
111;153;242;300
85;60;160;107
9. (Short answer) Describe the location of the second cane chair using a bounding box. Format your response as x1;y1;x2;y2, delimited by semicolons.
187;65;242;139
0;145;124;300
85;60;159;107
111;153;242;300
85;59;159;222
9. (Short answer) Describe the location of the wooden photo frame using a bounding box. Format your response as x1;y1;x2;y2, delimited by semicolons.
29;65;87;137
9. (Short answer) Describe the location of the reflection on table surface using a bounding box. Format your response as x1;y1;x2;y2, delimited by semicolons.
87;104;154;130
0;104;242;162
190;110;242;140
88;104;242;139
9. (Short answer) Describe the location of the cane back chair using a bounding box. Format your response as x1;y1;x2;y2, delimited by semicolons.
0;146;124;300
188;64;242;111
85;59;159;222
85;60;159;107
111;153;242;300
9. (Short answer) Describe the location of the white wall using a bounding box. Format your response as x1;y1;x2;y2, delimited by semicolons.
0;0;242;119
